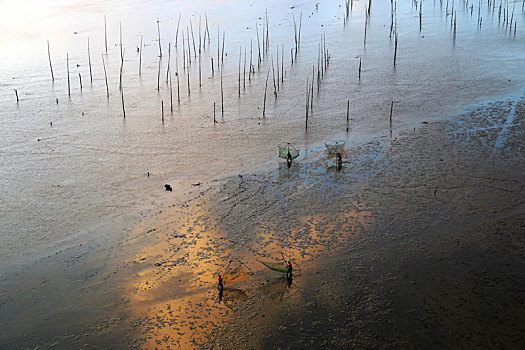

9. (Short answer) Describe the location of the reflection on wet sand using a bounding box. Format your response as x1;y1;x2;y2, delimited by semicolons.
121;185;370;348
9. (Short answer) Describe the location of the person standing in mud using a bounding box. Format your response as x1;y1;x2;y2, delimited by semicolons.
286;260;293;280
217;274;224;293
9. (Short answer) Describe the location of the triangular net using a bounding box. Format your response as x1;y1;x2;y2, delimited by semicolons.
278;143;299;160
222;263;251;285
325;141;347;159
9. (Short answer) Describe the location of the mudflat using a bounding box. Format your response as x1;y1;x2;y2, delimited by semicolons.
1;97;524;349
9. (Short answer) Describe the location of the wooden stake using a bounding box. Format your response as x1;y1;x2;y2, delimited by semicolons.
243;47;246;90
47;40;54;82
102;54;109;98
161;100;164;122
211;57;214;75
79;73;82;91
14;89;19;103
358;58;362;79
214;102;216;123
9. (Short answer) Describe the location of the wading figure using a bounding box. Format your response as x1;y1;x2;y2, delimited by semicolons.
336;152;342;167
287;150;293;167
286;260;293;280
217;274;224;292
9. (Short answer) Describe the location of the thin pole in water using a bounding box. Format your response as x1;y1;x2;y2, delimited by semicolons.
175;13;181;48
67;52;70;97
88;37;93;83
157;18;162;57
102;54;109;98
47;40;54;82
139;35;143;75
104;15;108;54
263;68;270;116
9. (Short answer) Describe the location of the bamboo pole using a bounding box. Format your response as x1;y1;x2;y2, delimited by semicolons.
161;100;164;122
121;88;126;118
281;43;284;83
139;35;143;75
221;31;225;64
272;56;277;98
104;15;108;54
249;39;253;80
176;56;180;103
214;102;216;123
47;40;54;82
199;50;202;87
221;67;224;117
243;47;246;90
183;30;186;69
157;18;162;57
169;70;173;113
298;13;302;49
14;89;19;103
358;58;362;79
305;77;309;130
79;73;82;91
238;46;241;96
205;13;210;44
256;23;261;67
187;63;190;95
190;20;197;56
276;46;279;90
175;13;181;47
263;68;270;116
166;42;171;83
394;32;398;66
346;100;350;122
389;101;393;137
88;37;93;83
67;53;70;97
157;57;161;91
102;54;109;98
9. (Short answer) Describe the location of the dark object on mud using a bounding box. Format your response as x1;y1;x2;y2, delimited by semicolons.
165;184;172;191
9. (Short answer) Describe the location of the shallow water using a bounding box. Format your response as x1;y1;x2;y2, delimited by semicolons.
1;0;524;269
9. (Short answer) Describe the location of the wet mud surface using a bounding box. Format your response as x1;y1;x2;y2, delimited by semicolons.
1;97;525;349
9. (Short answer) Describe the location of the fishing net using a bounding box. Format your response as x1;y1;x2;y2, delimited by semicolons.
258;260;288;273
222;264;252;285
278;143;300;160
325;140;347;159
